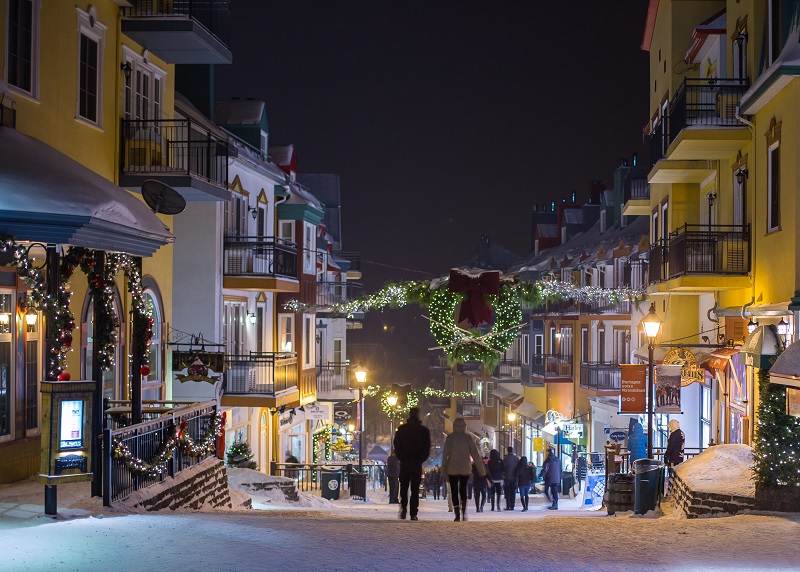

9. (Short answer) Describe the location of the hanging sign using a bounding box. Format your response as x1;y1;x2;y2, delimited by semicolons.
655;364;682;414
663;347;704;386
563;423;584;437
620;364;647;414
788;388;800;418
306;404;329;421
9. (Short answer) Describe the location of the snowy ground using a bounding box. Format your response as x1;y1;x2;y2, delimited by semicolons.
2;449;799;572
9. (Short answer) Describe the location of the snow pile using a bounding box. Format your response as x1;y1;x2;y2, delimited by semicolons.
225;467;294;490
674;444;755;497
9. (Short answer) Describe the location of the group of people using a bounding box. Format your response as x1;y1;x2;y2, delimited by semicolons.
388;407;566;521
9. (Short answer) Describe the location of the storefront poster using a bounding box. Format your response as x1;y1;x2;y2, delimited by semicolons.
584;470;605;507
59;400;84;449
620;364;647;414
655;364;682;414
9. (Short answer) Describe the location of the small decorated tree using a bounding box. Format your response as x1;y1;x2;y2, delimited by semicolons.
226;440;257;469
752;369;800;489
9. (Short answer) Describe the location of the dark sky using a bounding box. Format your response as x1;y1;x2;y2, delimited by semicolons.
216;2;651;366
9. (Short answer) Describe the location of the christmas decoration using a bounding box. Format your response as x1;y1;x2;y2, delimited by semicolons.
58;371;71;381
140;365;151;376
448;268;500;327
226;440;257;469
753;369;800;489
174;358;221;384
379;386;476;417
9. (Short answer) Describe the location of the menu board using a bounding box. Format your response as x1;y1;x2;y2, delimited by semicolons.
59;400;84;449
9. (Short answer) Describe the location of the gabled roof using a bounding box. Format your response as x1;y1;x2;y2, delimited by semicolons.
215;99;265;125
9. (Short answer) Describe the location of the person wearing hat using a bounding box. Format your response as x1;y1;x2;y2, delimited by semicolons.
393;407;431;521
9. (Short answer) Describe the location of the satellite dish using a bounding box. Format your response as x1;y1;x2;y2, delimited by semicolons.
141;179;186;215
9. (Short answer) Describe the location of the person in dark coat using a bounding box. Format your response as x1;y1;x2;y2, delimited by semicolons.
386;451;400;504
502;446;520;510
515;456;535;511
542;449;562;510
486;449;504;511
393;407;431;520
664;419;685;466
430;465;442;500
471;461;488;512
628;421;648;468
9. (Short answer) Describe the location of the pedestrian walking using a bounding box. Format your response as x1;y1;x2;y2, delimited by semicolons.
472;461;488;512
486;449;504;511
393;407;431;521
515;455;534;511
542;449;562;510
430;465;442;500
664;419;685;496
502;446;520;510
386;451;400;504
441;417;486;521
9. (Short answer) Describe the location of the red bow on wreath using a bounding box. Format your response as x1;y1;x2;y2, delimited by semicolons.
449;269;500;327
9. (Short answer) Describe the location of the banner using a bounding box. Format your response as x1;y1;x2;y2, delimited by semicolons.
584;470;605;507
620;364;647;414
655;364;682;414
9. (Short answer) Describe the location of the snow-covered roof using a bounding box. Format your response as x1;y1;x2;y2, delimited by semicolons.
215;99;266;125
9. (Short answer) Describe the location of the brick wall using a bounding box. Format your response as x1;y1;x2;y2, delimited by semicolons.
671;473;756;518
121;459;240;512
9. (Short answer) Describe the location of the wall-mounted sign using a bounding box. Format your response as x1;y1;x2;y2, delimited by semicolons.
306;404;329;421
609;430;628;442
788;388;800;418
533;437;545;452
655;364;682;414
563;423;584;437
620;364;647;414
663;347;704;386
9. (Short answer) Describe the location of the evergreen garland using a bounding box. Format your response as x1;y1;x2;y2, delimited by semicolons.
753;368;800;489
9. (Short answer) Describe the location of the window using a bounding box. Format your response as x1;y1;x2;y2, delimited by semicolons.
278;221;294;243
0;293;13;440
521;333;529;366
303;314;314;367
733;32;747;81
122;50;166;123
225;193;247;236
559;326;573;357
6;0;39;96
223;300;246;356
24;309;40;433
534;334;543;356
651;210;659;243
279;314;293;352
142;290;164;401
333;338;343;367
769;0;782;65
76;8;106;125
303;223;315;274
733;168;746;227
701;383;712;446
661;201;668;239
598;328;606;363
768;142;780;232
256;305;265;353
581;327;589;363
485;381;495;407
83;294;120;401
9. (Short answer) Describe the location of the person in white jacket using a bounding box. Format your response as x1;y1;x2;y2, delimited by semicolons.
441;417;486;521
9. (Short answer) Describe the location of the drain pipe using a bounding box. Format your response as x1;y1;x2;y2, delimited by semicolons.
740;297;756;320
707;300;719;323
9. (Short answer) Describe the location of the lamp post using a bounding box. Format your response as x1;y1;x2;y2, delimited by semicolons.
387;394;398;449
507;412;517;453
353;365;368;472
640;302;663;460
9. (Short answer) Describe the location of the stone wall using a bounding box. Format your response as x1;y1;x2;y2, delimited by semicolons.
671;473;756;518
122;459;242;512
755;486;800;512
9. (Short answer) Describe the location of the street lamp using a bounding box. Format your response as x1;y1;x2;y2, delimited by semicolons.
387;393;399;448
353;365;368;472
507;412;517;453
640;302;662;460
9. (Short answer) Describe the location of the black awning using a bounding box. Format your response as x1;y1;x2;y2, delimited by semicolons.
0;127;174;256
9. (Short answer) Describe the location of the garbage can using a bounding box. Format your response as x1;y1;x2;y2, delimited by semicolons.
633;458;663;514
561;473;574;495
349;471;367;501
320;466;342;500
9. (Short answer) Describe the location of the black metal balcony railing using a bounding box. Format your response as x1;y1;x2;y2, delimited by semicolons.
580;362;621;391
530;298;577;316
122;0;231;46
494;358;522;379
223;237;297;280
580;299;632;315
223;352;297;395
651;224;750;282
624;178;649;204
0;102;16;128
316;362;350;393
530;354;573;379
316;281;363;307
121;118;230;187
650;77;749;167
457;400;481;417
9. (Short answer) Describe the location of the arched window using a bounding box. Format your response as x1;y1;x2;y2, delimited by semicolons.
82;289;122;401
142;288;164;401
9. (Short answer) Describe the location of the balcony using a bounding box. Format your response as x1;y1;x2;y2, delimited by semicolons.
492;358;523;380
530;298;578;317
120;119;231;200
580;363;621;391
121;0;232;64
315;362;356;400
317;281;363;308
579;299;631;315
457;399;482;418
649;78;750;181
337;251;362;280
223;237;298;292
222;352;298;407
530;354;573;383
622;178;650;217
649;225;751;292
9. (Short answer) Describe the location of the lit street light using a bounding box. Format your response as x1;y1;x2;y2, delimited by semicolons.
353;365;369;472
640;302;662;460
387;393;398;449
507;412;517;453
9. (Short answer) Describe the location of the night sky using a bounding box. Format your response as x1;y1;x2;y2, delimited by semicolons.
216;2;651;368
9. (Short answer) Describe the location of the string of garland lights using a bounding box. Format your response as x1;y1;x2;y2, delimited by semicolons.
0;237;154;378
112;412;224;477
379;387;477;418
284;274;642;369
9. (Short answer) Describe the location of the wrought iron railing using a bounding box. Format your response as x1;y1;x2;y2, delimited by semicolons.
667;224;750;278
530;354;573;379
103;401;217;504
316;362;350;393
223;352;298;395
624;178;649;203
122;0;231;46
120;118;230;187
0;101;16;128
457;400;482;417
580;362;621;391
494;358;522;379
270;462;385;493
223;237;297;279
317;281;363;306
649;239;666;283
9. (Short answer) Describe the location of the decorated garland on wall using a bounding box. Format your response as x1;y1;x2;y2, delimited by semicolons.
285;268;641;370
112;411;224;478
379;387;477;418
0;237;154;378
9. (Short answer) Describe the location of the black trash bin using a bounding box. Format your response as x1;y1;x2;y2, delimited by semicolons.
561;473;574;496
349;471;367;501
633;458;663;514
320;467;342;500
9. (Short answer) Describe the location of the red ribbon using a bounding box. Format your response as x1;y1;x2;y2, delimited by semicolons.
449;269;500;327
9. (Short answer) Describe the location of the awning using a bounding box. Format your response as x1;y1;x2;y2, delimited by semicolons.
768;341;800;389
741;325;781;369
491;386;523;405
513;402;544;425
0;127;174;256
701;347;740;372
633;345;671;364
